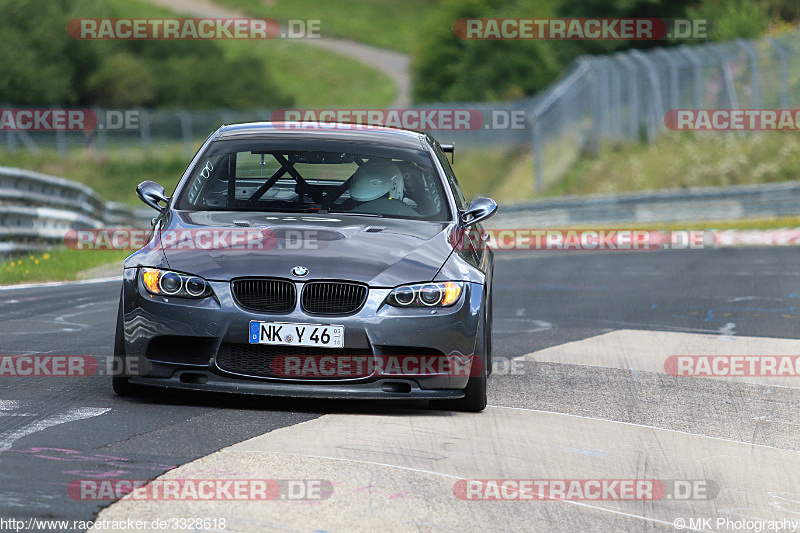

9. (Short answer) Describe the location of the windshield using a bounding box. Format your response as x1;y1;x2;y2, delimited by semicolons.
175;139;451;221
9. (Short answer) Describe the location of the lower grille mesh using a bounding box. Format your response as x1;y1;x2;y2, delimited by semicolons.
216;343;372;379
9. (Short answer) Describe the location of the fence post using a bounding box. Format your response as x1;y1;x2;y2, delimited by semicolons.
17;131;38;155
530;111;543;194
705;43;740;110
736;38;760;109
678;45;704;109
139;108;151;150
6;131;16;154
629;49;664;142
615;52;639;141
606;59;623;138
767;38;789;108
56;130;67;155
179;110;193;159
578;58;601;156
655;48;680;111
93;106;106;153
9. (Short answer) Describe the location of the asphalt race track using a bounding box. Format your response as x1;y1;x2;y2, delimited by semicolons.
1;247;799;532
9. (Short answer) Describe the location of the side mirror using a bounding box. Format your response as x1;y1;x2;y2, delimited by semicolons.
441;143;455;164
460;197;498;226
136;181;169;212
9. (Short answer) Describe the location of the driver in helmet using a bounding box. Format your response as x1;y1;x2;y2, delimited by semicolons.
349;159;418;216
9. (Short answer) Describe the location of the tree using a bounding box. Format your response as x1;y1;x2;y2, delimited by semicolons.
413;0;562;103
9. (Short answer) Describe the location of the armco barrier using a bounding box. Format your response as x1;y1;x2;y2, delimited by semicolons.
2;164;798;253
0;166;146;254
487;181;800;229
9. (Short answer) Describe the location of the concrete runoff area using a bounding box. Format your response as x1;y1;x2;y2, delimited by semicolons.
95;402;799;531
515;329;800;389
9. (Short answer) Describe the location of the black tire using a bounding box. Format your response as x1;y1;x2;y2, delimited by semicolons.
111;290;146;397
485;282;493;377
436;287;490;412
449;368;487;412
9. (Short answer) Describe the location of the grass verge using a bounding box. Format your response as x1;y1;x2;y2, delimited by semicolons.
220;38;396;108
517;216;800;232
0;145;190;206
453;129;800;203
551;131;800;196
110;0;396;108
0;249;128;286
215;0;438;53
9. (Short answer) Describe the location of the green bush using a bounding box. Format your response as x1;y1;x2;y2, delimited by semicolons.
413;0;562;103
412;0;794;103
0;0;81;105
688;0;772;41
87;52;156;107
0;0;292;108
150;50;293;109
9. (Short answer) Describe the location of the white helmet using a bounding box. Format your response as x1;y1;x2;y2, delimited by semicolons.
349;159;404;202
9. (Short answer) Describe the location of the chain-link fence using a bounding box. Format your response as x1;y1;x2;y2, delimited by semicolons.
3;30;799;193
529;30;800;192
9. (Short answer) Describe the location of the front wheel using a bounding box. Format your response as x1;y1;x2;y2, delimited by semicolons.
447;369;487;412
435;289;490;412
111;291;146;397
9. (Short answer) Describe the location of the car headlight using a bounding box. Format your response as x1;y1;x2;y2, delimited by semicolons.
386;282;462;307
141;268;212;298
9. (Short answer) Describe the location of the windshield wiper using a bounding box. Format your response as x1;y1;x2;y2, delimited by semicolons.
326;211;385;217
234;207;319;214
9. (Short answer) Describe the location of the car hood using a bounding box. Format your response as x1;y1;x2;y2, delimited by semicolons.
158;211;456;287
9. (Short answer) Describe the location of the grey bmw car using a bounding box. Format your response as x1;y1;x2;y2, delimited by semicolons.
114;122;496;411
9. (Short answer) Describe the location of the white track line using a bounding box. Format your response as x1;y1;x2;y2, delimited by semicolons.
231;450;705;532
0;400;20;411
0;407;110;451
488;405;800;453
0;276;120;291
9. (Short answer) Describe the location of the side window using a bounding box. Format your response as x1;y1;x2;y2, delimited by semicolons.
185;154;226;206
434;144;468;211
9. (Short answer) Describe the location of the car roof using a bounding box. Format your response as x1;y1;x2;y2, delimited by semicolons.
213;121;429;151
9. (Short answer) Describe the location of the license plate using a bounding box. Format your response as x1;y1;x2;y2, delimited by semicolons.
249;321;344;348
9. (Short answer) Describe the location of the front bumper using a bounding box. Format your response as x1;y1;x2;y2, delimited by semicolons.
120;268;483;397
129;368;464;400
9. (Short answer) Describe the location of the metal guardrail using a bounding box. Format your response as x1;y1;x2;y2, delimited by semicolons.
488;181;800;229
0;166;146;254
2;163;797;253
